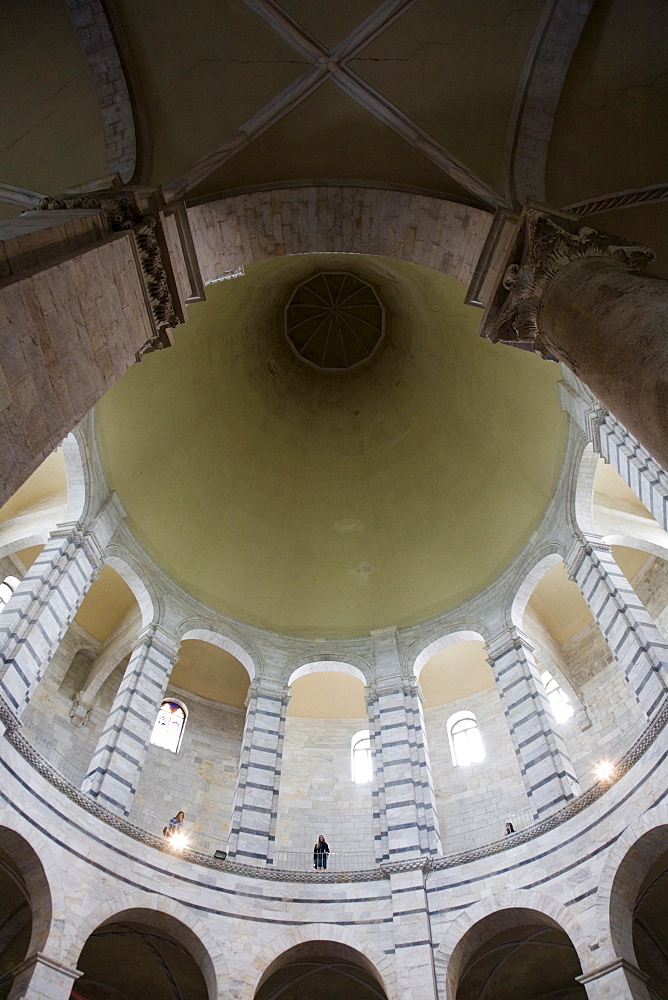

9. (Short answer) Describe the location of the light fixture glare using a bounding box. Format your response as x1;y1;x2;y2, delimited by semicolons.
169;831;189;851
595;760;615;783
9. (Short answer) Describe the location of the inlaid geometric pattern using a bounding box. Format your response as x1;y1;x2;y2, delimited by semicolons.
285;272;384;371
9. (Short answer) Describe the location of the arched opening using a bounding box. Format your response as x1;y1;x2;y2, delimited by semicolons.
0;827;51;1000
608;825;668;994
274;665;373;869
71;909;213;1000
633;840;668;995
20;563;141;786
254;940;389;1000
129;637;251;855
0;448;68;559
447;907;586;1000
417;638;527;852
519;554;648;788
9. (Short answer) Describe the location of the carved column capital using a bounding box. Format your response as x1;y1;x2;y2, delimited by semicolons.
481;204;654;358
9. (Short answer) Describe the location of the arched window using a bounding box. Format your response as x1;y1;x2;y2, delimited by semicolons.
447;711;485;767
540;670;574;724
150;700;187;753
0;575;19;610
351;730;372;784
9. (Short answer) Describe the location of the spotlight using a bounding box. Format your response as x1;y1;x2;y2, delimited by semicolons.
169;831;189;851
595;760;615;783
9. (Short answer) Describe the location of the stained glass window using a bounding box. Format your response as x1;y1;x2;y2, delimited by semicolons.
351;730;372;784
150;700;187;753
448;711;485;767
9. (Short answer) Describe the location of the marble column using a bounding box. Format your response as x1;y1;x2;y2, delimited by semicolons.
566;537;668;718
82;625;179;816
486;627;580;820
559;369;668;535
226;677;290;865
0;496;123;719
368;628;441;862
480;205;668;470
577;958;651;1000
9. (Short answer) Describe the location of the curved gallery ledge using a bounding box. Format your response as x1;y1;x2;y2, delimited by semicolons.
2;693;665;883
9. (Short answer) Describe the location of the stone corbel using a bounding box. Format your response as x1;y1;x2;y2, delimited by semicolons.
69;693;92;727
479;203;655;358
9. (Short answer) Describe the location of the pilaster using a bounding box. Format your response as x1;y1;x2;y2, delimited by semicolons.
82;624;180;815
388;866;438;1000
577;957;651;1000
368;628;441;861
486;626;580;819
226;676;290;864
559;370;668;535
565;536;668;718
7;951;82;1000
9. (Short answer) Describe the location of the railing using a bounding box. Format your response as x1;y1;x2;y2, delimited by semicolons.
8;700;667;880
126;802;231;859
440;806;535;856
273;850;376;872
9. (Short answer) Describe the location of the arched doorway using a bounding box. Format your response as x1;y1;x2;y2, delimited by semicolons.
254;940;388;1000
608;824;668;997
70;910;212;1000
0;827;52;1000
448;907;586;1000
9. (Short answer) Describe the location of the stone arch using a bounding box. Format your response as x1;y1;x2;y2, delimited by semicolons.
600;534;668;562
411;628;488;681
178;624;258;681
509;550;566;629
241;922;398;1000
186;188;491;287
287;659;369;688
0;438;76;558
508;549;586;714
434;890;591;1000
572;439;600;540
71;551;158;709
596;804;668;966
103;548;158;629
0;817;60;960
61;430;88;524
62;891;226;1000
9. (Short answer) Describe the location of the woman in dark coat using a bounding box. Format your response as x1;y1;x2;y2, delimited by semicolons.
313;834;330;869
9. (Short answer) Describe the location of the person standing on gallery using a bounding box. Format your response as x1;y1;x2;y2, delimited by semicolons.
313;834;330;869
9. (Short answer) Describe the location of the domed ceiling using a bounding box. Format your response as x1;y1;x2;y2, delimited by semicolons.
96;253;566;637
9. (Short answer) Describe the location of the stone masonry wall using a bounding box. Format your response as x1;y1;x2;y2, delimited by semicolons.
130;688;244;851
633;553;668;637
274;716;375;861
424;686;530;852
187;188;491;286
21;625;124;780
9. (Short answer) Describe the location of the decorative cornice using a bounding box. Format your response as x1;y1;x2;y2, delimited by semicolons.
131;623;180;663
481;205;655;358
36;191;180;354
2;693;667;883
6;692;668;880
